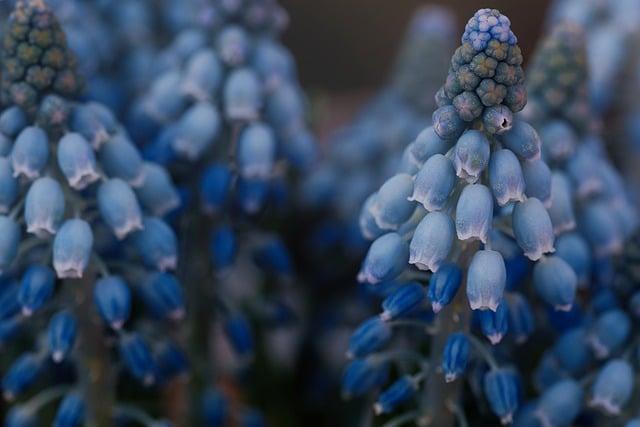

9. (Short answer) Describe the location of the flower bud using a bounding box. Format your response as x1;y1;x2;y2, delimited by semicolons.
482;105;513;135
359;233;409;284
467;250;506;311
18;265;55;316
200;164;232;213
140;273;184;321
0;107;26;138
57;133;99;190
432;105;465;140
590;359;634;415
347;316;391;358
381;282;426;320
535;380;583;427
359;194;385;241
539;120;577;163
409;154;455;211
374;376;417;414
554;233;591;287
210;225;236;272
237;123;276;179
181;49;222;100
143;71;186;123
453;130;490;183
2;353;42;400
224;313;254;358
581;202;623;256
479;302;509;344
521;159;551;207
216;25;250;66
53;219;93;279
0;216;20;273
484;369;519;424
236;177;269;214
456;183;493;243
499;120;541;161
94;276;131;330
371;174;415;230
553;328;591;376
342;358;389;399
253;238;293;275
507;293;534;344
512;198;555;261
119;332;156;386
173;102;221;160
404;126;450;169
428;263;462;313
409;212;454;272
11;127;49;180
24;177;65;236
566;145;601;198
70;103;117;149
53;393;85;427
547;173;575;234
588;309;630;359
442;332;469;382
135;163;181;217
47;310;76;363
266;83;306;132
224;68;262;121
533;256;576;311
98;179;143;239
99;134;144;186
0;159;17;214
132;218;177;271
489;149;525;206
155;340;188;382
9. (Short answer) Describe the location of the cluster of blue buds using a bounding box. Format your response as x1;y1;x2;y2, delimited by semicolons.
0;0;186;425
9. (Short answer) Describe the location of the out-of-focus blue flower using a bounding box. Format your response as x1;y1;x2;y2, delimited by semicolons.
224;313;254;358
47;310;77;363
506;294;534;344
442;332;469;382
18;265;55;317
2;353;42;401
533;256;577;311
202;389;228;427
53;393;85;427
97;178;143;240
209;225;236;272
347;316;392;358
484;368;519;424
590;359;634;415
342;357;389;399
94;276;132;330
119;332;156;386
132;217;178;271
521;159;551;207
512;198;555;261
588;309;631;359
374;375;417;414
139;272;185;321
534;379;583;427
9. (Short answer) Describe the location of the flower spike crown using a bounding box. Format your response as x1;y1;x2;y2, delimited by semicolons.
0;0;184;425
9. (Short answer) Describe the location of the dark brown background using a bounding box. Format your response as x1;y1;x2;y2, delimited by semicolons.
279;0;552;92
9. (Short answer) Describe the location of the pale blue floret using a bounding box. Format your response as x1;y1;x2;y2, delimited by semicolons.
409;211;454;272
466;249;506;311
455;183;493;243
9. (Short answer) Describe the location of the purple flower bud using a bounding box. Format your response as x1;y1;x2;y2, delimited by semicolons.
57;133;99;190
224;68;262;121
18;265;55;316
139;273;184;321
409;154;455;211
132;217;177;271
24;177;65;236
11;127;49;180
540;120;577;163
94;276;131;330
0;158;18;213
484;369;519;424
443;332;469;382
358;232;409;284
590;359;634;415
588;309;630;359
533;256;577;311
521;159;551;207
479;302;509;344
409;211;454;272
432;105;465;140
119;332;156;386
453;130;490;183
47;310;76;363
53;219;93;279
99;134;144;186
499;120;541;161
381;282;426;320
98;179;143;239
181;49;222;100
581;202;623;256
371;174;415;230
374;376;417;414
173;102;221;160
512;198;555;261
482;105;513;135
535;380;583;427
135;163;181;217
489;149;525;206
456;183;493;243
237;123;276;179
467;250;506;311
347;316;391;358
428;263;462;313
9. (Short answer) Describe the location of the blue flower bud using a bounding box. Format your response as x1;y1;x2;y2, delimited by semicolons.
521;159;551;207
224;313;254;358
408;154;455;212
132;218;177;271
202;388;228;427
119;332;156;386
482;105;513;135
581;202;623;256
506;293;534;344
2;353;42;400
47;310;76;363
181;49;222;100
99;134;144;186
18;264;55;316
347;316;392;358
252;39;295;89
456;183;493;243
489;149;525;206
224;68;262;121
467;250;506;311
484;369;519;424
479;302;509;344
406;126;450;167
374;375;417;414
200;164;232;213
539;120;577;163
98;179;143;239
409;212;454;272
359;232;409;284
512;198;555;261
371;174;415;230
499;120;541;161
173;102;221;160
5;406;35;427
94;276;131;330
547;173;575;235
443;332;469;382
0;281;20;321
432;105;465;140
216;25;250;66
282;128;317;172
0;216;20;273
590;359;634;415
135;163;181;217
209;225;236;272
53;219;93;279
0;107;26;137
533;256;576;311
53;393;85;427
140;273;184;321
553;328;591;376
535;379;583;427
237;123;276;179
266;83;306;132
453;130;490;183
359;194;385;241
56;133;99;190
554;233;591;287
143;71;186;122
566;145;601;198
0;135;11;157
11;127;49;180
0;159;17;214
253;238;292;275
428;263;462;313
381;282;426;320
24;177;65;236
342;357;389;399
588;309;631;359
70;103;117;148
236;177;269;214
